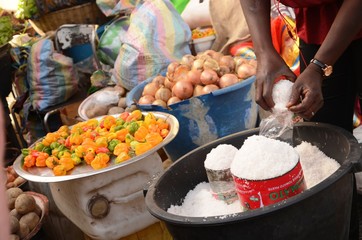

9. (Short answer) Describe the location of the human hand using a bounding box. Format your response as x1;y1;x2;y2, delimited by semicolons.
255;51;296;111
287;63;324;120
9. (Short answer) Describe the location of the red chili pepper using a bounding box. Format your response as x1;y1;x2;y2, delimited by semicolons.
64;136;71;148
120;112;130;121
31;150;40;157
96;147;110;154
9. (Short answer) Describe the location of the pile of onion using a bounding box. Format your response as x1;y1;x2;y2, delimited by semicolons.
138;50;257;108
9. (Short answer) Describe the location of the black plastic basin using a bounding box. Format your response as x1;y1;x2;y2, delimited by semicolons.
145;122;362;240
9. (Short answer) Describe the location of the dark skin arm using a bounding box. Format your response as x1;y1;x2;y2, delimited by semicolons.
288;0;362;119
239;0;362;120
239;0;296;112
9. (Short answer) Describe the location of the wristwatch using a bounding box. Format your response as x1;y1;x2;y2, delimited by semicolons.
310;58;333;77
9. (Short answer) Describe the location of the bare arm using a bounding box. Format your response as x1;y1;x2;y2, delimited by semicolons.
0;101;10;240
288;0;362;118
315;0;362;65
239;0;296;111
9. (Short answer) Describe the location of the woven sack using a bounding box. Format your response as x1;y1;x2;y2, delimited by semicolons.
27;38;79;111
113;0;191;90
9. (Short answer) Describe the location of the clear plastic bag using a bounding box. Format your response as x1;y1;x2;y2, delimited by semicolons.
259;79;294;144
259;110;294;144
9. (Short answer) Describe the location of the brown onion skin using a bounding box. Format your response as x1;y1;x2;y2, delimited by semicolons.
164;77;175;89
152;75;165;86
142;82;159;96
181;54;195;67
152;99;167;108
138;95;155;105
200;69;219;85
155;87;172;102
218;65;231;77
219;74;239;88
167;96;182;105
203;84;220;94
237;63;256;79
193;85;205;97
186;69;202;85
172;81;194;100
172;64;191;82
167;62;180;74
219;55;235;72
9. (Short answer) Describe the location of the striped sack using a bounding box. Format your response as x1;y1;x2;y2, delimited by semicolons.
112;0;191;90
27;38;79;111
96;0;139;17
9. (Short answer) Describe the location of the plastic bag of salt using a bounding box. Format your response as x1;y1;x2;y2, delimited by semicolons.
204;144;239;204
230;135;306;210
259;79;295;143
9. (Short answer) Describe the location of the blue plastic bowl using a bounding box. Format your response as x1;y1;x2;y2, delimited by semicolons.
126;76;258;161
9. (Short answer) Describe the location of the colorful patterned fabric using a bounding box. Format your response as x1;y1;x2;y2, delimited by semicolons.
112;0;191;90
96;0;139;17
97;16;130;66
27;39;79;111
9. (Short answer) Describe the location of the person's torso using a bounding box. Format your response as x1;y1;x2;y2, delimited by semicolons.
278;0;362;44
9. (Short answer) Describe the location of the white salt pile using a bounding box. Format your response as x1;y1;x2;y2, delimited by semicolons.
204;144;238;170
295;141;340;188
230;135;299;180
272;79;294;113
167;182;242;217
167;140;341;218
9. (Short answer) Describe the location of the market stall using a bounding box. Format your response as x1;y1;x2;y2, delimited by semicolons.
3;0;362;240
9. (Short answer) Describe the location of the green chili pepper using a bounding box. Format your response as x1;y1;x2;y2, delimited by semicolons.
42;146;52;155
50;142;60;150
130;140;140;151
34;142;45;152
108;139;120;152
57;150;71;159
21;148;30;157
71;153;82;165
114;124;124;132
127;121;139;135
125;133;134;144
57;144;67;152
116;118;125;126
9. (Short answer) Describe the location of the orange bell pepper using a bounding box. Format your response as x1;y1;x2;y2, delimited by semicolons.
115;152;131;164
35;152;49;167
135;142;153;156
69;132;83;146
95;136;108;148
23;155;36;168
134;125;149;142
115;128;129;142
59;157;75;172
91;153;110;170
84;150;96;165
160;128;169;138
100;115;117;130
126;110;143;122
45;156;60;169
53;165;67;176
145;132;163;147
113;142;129;156
74;145;86;158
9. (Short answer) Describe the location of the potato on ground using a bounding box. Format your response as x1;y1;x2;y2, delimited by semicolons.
14;194;36;215
10;215;19;234
9;234;20;240
18;222;30;239
10;208;22;220
6;187;23;209
19;211;40;232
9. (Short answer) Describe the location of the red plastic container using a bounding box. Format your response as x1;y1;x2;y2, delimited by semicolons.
233;161;306;210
